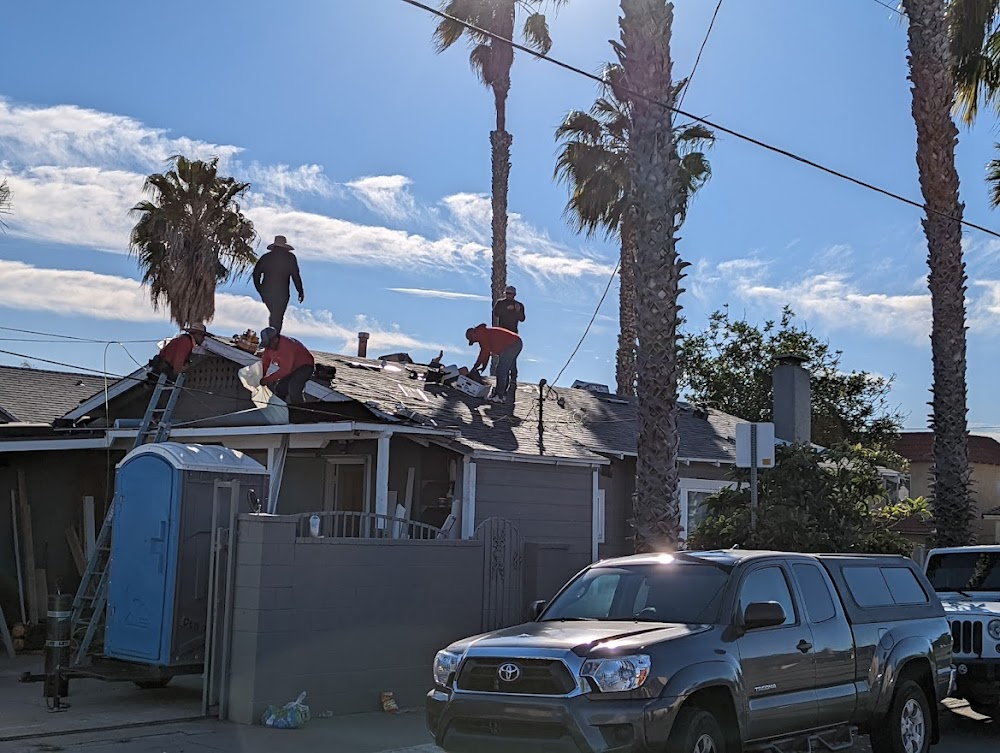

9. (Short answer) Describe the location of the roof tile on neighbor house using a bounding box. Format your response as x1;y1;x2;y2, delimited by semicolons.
896;432;1000;466
0;365;107;425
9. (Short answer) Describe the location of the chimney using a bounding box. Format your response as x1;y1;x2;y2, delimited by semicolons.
772;354;811;444
357;332;370;358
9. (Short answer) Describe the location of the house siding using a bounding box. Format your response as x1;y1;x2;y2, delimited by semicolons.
909;460;1000;544
474;460;594;576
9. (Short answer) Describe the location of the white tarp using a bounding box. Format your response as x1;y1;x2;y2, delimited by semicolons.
239;361;289;425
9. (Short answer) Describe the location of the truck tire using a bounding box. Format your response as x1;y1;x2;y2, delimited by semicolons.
667;707;726;753
870;679;931;753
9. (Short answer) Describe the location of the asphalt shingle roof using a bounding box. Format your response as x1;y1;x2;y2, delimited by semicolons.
0;365;108;425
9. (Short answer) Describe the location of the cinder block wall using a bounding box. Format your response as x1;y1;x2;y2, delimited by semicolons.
228;515;484;723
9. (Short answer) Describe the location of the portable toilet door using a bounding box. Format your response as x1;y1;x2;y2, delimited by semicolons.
105;448;180;663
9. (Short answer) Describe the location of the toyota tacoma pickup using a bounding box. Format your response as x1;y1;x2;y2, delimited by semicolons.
427;550;953;753
923;544;1000;717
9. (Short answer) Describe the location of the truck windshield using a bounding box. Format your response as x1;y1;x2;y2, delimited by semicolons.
542;563;732;624
925;551;1000;592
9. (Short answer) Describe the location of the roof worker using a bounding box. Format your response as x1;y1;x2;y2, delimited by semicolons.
467;323;522;404
253;235;305;335
493;285;525;333
147;323;208;381
259;327;315;406
492;284;525;384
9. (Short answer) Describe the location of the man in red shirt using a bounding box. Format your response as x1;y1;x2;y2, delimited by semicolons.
148;323;207;380
466;323;522;403
259;327;315;405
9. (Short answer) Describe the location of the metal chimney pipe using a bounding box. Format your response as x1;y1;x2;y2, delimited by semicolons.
358;332;370;358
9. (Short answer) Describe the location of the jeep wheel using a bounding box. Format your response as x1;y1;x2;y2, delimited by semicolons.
870;679;931;753
667;707;726;753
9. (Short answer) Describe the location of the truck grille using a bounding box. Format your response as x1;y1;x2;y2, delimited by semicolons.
456;658;576;695
952;619;984;656
453;719;566;739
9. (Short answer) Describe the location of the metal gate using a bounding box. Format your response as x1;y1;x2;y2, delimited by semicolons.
475;518;524;632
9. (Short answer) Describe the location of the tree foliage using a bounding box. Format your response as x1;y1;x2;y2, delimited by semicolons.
0;178;10;231
690;444;929;555
129;155;257;328
680;306;904;459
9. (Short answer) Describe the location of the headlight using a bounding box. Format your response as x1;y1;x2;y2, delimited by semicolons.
581;655;651;693
433;650;462;687
988;620;1000;641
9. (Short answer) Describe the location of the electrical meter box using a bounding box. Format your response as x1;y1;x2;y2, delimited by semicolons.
104;443;268;667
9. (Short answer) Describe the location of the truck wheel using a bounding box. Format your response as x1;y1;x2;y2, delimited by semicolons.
870;680;931;753
667;707;726;753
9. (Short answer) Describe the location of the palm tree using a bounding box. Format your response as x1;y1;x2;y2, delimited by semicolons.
433;0;567;307
618;0;685;551
0;178;10;231
555;63;713;396
902;0;976;546
129;156;257;328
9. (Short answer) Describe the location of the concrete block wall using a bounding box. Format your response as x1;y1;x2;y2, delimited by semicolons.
228;514;484;723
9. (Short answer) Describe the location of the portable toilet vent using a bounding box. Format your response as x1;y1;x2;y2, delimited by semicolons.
104;443;268;667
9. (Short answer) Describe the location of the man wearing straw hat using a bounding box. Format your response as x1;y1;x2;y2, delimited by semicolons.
253;235;305;334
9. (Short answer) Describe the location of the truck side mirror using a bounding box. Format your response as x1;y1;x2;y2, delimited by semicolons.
743;601;786;630
529;600;547;621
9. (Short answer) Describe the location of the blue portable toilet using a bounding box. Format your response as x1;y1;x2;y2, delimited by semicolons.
104;443;268;668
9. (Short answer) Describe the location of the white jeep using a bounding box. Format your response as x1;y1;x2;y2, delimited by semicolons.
923;545;1000;716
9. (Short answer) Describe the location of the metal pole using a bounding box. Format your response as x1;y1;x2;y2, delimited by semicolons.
750;424;759;532
218;483;240;720
201;483;223;716
44;593;72;710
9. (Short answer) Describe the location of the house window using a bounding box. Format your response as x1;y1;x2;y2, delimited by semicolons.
679;478;734;541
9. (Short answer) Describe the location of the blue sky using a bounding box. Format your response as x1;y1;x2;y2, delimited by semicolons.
2;0;1000;434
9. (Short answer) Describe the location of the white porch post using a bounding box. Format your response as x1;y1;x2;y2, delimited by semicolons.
375;432;391;526
591;467;600;562
461;456;477;539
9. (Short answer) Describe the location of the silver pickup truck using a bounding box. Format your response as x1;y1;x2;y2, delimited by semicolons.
427;550;953;753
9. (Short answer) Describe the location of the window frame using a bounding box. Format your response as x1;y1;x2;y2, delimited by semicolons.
679;478;734;541
735;564;800;629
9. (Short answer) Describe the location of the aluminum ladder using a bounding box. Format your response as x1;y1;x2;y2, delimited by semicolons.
69;371;186;664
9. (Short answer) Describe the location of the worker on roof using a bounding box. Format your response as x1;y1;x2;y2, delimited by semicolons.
492;284;525;383
147;323;208;380
467;323;522;404
253;235;305;335
259;327;315;405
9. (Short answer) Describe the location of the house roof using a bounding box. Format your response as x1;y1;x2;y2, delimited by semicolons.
0;364;108;425
896;432;1000;466
984;505;1000;520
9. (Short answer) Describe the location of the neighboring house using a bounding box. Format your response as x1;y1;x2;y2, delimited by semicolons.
896;432;1000;544
0;336;744;599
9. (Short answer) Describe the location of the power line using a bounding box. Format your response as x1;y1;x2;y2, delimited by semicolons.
549;260;619;389
677;0;724;111
400;0;1000;240
0;326;159;344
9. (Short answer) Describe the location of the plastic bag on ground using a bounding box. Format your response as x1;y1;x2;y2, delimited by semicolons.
238;361;289;425
261;691;310;729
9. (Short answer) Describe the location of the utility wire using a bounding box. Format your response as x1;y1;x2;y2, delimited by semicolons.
548;260;619;389
0;326;159;344
400;0;1000;240
677;0;724;111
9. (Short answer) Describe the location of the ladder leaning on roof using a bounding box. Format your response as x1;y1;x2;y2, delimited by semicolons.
69;371;187;665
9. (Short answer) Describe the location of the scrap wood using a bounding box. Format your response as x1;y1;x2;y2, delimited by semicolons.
66;527;87;577
35;570;47;620
83;496;96;558
16;471;38;624
10;490;26;624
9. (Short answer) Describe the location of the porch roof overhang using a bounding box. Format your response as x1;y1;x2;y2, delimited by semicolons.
470;449;609;467
0;421;460;453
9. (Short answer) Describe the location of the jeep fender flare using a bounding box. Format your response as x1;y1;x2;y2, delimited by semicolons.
872;635;938;717
644;660;744;748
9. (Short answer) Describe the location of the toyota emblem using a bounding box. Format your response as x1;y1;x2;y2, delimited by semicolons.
497;662;520;682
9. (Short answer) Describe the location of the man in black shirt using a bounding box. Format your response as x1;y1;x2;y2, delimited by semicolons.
493;285;525;332
253;235;305;334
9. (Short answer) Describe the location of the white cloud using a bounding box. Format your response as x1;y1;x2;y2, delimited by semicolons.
346;175;416;220
0;96;613;282
0;260;442;354
387;288;490;301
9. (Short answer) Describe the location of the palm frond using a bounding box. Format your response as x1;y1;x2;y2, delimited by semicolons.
469;42;495;85
987;145;1000;207
950;0;1000;123
522;12;552;54
555;110;604;142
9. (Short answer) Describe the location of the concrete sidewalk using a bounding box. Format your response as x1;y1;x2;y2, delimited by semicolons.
0;714;438;753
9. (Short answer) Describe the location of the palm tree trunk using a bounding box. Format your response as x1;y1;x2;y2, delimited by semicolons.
490;127;512;306
616;217;638;396
620;0;685;551
902;0;975;546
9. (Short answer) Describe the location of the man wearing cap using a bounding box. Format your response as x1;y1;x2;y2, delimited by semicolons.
253;235;305;334
259;327;315;406
466;323;522;404
148;323;208;380
492;285;525;333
